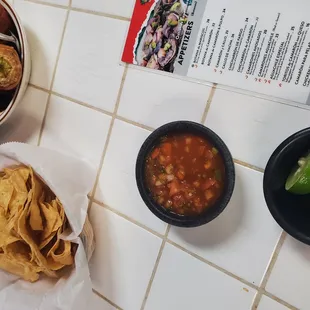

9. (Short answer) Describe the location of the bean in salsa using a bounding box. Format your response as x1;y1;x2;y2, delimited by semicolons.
145;134;225;216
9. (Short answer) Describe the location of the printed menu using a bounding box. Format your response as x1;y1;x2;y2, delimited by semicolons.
122;0;310;105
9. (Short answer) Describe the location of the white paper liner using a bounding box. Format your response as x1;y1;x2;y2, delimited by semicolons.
0;142;96;310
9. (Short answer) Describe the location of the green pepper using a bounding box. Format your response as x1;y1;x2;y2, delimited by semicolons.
212;147;219;155
215;170;222;181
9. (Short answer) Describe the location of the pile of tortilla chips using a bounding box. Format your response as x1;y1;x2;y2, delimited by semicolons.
0;165;74;282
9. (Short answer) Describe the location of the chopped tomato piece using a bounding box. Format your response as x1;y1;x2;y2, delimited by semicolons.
195;203;203;213
151;175;156;184
155;180;162;187
204;160;212;170
193;181;200;188
151;148;160;159
161;143;172;156
165;164;173;174
157;197;164;204
205;150;214;160
155;188;165;196
158;174;166;182
165;200;173;209
194;197;203;208
176;169;185;180
173;194;186;207
205;190;214;201
185;137;192;145
169;180;181;197
184;190;194;200
199;146;206;156
159;155;166;164
202;178;216;190
166;174;175;182
165;156;172;164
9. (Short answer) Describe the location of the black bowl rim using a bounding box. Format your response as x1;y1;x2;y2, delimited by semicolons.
136;121;235;227
263;127;310;245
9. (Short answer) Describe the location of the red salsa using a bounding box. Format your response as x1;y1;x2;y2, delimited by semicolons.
145;134;225;216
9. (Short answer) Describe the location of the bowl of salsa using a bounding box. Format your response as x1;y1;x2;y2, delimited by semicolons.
136;121;235;227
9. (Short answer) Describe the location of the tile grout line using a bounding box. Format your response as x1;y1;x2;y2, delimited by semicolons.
86;66;128;305
29;86;266;177
168;238;298;310
93;199;165;239
24;0;67;9
72;7;130;21
37;6;71;146
167;239;259;291
24;0;131;21
94;196;295;309
93;194;297;310
28;83;114;116
251;231;295;310
262;291;298;310
260;232;287;289
28;84;156;133
201;83;217;124
233;159;264;173
115;115;154;132
93;289;123;310
51;91;114;116
140;225;171;310
87;65;128;208
93;186;293;309
251;292;263;310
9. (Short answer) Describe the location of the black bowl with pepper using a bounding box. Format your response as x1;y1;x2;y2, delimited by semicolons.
136;121;235;227
264;127;310;245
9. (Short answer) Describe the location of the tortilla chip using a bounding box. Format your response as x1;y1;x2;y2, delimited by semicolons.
17;196;46;264
0;165;74;282
39;201;63;249
3;166;29;179
28;168;43;231
0;254;40;282
5;167;30;225
51;240;74;266
0;209;20;247
0;179;14;214
0;241;42;282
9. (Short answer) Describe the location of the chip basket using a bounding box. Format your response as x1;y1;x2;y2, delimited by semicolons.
81;214;95;261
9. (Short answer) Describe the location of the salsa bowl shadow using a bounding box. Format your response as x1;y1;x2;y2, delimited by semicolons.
264;127;310;245
136;121;235;227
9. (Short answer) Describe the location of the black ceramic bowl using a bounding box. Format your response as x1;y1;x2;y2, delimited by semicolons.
264;128;310;245
136;121;235;227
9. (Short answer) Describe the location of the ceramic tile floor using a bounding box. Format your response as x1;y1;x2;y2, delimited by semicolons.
4;0;310;309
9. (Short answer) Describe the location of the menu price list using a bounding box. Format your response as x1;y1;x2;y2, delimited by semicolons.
187;0;310;104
